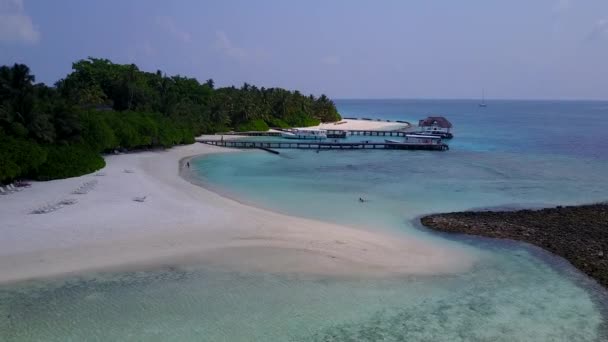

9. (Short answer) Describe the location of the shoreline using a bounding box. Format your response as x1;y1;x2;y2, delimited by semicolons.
420;204;608;289
0;143;475;285
315;118;411;131
412;213;608;336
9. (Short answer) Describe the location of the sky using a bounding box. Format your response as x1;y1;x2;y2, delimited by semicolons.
1;0;608;100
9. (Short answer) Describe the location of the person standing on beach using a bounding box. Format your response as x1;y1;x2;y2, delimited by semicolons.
187;162;190;168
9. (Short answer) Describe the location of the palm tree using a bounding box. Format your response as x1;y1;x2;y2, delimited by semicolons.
9;64;35;91
204;79;214;89
0;64;35;126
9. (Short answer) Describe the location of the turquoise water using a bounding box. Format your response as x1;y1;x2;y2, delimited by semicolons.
2;100;608;341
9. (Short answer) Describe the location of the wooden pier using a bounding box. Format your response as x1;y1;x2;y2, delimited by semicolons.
326;130;453;139
220;131;283;137
216;128;453;140
325;129;410;137
219;129;411;137
198;139;449;151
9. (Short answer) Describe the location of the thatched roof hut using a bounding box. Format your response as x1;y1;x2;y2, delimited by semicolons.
418;116;452;129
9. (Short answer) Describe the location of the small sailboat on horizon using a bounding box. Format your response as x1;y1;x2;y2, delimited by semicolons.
479;89;487;107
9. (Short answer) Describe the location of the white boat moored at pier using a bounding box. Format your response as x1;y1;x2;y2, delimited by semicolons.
385;134;444;145
281;128;327;140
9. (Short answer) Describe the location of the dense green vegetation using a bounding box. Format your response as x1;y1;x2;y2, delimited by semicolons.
0;58;340;183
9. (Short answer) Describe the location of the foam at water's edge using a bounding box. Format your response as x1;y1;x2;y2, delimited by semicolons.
188;147;608;340
3;100;608;341
410;215;608;338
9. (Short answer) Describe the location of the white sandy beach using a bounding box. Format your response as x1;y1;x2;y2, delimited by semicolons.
0;143;473;284
316;118;411;131
219;119;412;136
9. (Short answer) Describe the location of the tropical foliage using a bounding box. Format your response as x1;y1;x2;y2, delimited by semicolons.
0;58;340;182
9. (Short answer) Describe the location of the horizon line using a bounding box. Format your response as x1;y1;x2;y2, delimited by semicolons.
333;97;608;102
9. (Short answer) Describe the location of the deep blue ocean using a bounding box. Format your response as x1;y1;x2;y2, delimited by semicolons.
338;99;608;158
2;99;608;341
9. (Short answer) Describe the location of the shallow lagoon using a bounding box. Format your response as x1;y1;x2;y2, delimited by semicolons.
2;247;606;341
2;100;608;341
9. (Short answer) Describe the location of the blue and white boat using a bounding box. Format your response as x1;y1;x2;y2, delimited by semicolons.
281;128;327;140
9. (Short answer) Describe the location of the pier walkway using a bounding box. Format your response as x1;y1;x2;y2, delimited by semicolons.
326;129;410;137
218;129;413;137
221;131;283;137
198;139;449;151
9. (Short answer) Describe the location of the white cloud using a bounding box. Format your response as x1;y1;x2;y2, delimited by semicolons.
0;0;24;12
155;16;191;44
141;41;155;56
588;18;608;40
125;40;157;64
0;0;40;44
553;0;571;13
214;30;269;63
215;30;247;60
321;55;341;66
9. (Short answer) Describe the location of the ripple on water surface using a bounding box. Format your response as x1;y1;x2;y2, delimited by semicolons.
4;100;608;340
1;243;606;341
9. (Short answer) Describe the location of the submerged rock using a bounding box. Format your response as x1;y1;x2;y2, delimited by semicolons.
421;203;608;288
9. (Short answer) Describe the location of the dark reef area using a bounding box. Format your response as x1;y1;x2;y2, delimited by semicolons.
421;203;608;288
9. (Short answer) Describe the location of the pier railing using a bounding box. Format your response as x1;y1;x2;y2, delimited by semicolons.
216;129;414;137
197;139;449;151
